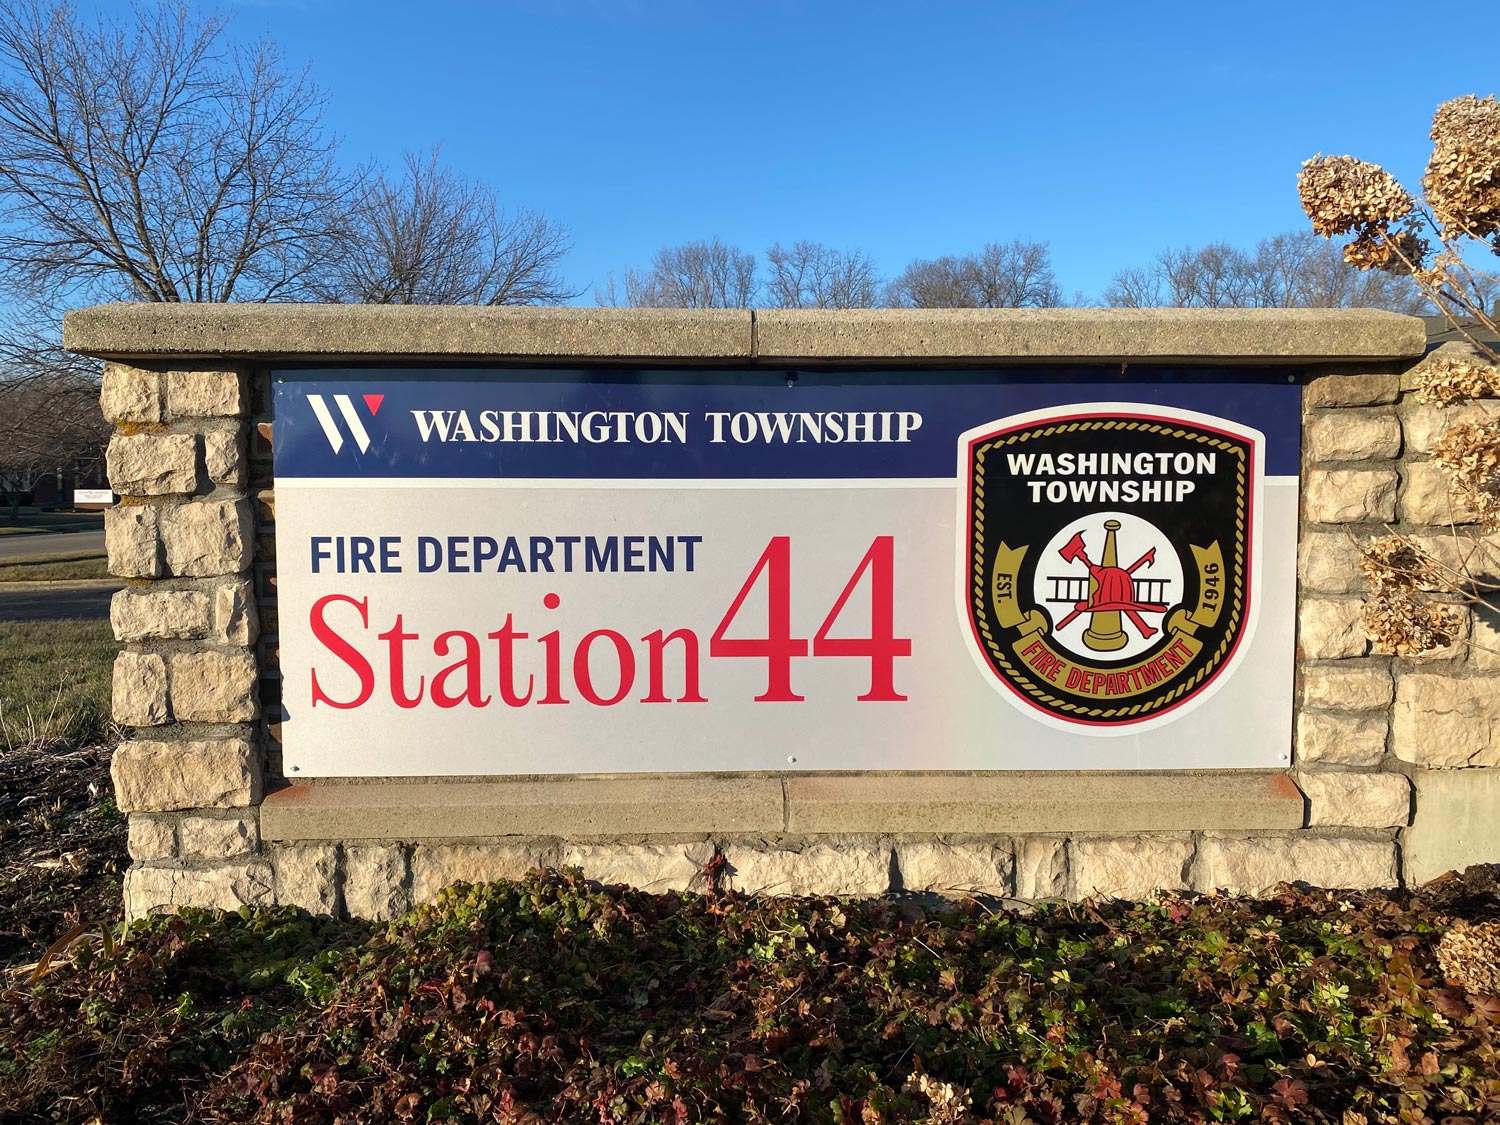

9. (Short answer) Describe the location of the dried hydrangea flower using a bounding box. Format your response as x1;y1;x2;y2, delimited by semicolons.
1358;535;1442;592
1363;588;1463;656
1433;418;1500;527
904;1074;973;1124
1299;155;1415;238
1413;356;1500;405
1425;95;1500;243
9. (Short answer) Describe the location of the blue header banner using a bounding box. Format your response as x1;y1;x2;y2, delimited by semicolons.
272;368;1302;479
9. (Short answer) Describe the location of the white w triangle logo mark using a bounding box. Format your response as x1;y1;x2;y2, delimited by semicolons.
306;394;373;454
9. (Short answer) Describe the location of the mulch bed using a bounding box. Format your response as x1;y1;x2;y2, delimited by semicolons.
0;742;123;970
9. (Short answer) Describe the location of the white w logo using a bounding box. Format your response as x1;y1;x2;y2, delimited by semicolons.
307;394;373;454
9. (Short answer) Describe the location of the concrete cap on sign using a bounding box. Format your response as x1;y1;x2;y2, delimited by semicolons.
259;771;1306;842
753;308;1428;364
785;771;1306;834
64;304;754;362
63;304;1426;365
260;776;786;841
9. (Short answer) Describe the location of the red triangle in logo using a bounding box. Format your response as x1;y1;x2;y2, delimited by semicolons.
363;393;384;416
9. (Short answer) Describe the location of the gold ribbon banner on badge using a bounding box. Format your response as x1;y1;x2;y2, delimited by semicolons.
990;541;1225;702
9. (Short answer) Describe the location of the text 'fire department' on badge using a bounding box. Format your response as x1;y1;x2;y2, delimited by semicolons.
958;402;1264;734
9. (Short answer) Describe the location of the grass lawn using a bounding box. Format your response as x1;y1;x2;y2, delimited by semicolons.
0;619;116;748
0;554;111;582
0;617;124;975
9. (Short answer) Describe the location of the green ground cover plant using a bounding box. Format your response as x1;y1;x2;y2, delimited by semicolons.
0;555;110;583
3;869;1500;1125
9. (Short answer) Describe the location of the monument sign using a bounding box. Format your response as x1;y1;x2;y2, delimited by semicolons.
273;369;1298;776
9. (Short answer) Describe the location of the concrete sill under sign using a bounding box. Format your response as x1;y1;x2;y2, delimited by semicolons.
260;772;1306;842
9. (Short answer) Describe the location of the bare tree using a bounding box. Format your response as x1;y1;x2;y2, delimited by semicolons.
0;344;106;518
0;0;354;304
622;239;757;308
764;241;880;309
886;240;1063;308
1103;232;1428;312
321;149;574;306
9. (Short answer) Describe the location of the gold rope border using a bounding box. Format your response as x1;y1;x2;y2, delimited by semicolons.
970;420;1248;720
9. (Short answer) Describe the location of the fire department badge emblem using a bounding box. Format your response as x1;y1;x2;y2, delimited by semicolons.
958;403;1262;732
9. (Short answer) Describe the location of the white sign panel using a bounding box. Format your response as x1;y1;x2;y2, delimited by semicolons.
273;371;1299;776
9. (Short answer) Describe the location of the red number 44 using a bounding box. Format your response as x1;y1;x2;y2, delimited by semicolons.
710;536;911;702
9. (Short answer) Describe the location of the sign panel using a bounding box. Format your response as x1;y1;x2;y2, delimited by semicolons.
273;369;1299;776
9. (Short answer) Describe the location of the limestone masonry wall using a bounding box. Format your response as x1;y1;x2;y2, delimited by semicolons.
74;305;1497;919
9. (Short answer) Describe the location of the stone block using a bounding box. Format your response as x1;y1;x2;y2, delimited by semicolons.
1304;372;1401;408
1402;402;1495;455
1400;461;1476;526
723;842;891;897
111;737;259;812
561;842;713;893
1304;410;1400;461
1298;532;1365;594
107;432;197;496
112;651;169;726
100;362;162;423
212;580;259;645
271;844;339;915
1014;837;1068;900
123;860;274;921
1301;662;1393;711
127;815;175;862
1196;834;1397;896
1295;711;1387;766
1299;598;1369;660
167;368;244;418
410;842;545;904
1471;611;1500;671
1303;469;1397;524
162;499;254;577
105;503;161;578
110;588;210;642
202;430;245;486
895;840;1013;896
1070;836;1193;900
178;812;259;859
1405;767;1500;883
1393;674;1500;767
168;649;258;723
1298;771;1410;827
344;845;410;921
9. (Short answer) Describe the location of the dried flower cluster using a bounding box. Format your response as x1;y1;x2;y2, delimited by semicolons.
1413;355;1500;405
1425;95;1500;245
904;1074;974;1125
1357;537;1464;656
1298;155;1420;272
1434;418;1500;526
1299;155;1416;238
1437;920;1500;994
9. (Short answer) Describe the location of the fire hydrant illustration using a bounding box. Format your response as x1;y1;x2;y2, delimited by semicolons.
1054;519;1167;652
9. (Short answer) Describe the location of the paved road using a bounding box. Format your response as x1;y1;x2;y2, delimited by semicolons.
0;584;120;621
0;529;106;560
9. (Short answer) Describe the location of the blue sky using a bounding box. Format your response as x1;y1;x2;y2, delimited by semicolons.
216;0;1491;303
